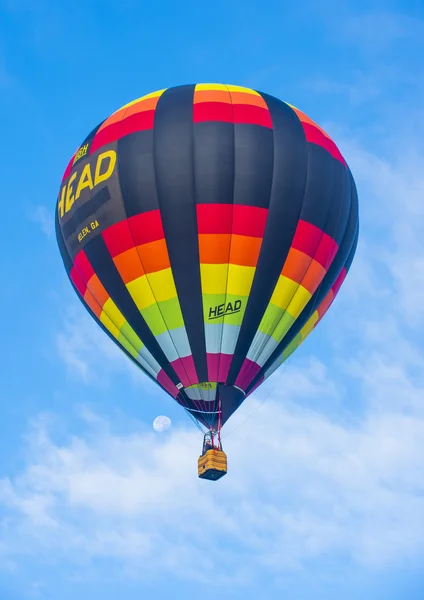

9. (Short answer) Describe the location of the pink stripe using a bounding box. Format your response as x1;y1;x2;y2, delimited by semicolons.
246;376;264;397
217;353;233;382
235;359;262;390
157;370;178;398
171;356;199;386
206;353;219;381
332;267;347;296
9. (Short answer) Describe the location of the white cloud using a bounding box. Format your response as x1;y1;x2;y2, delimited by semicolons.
28;205;54;237
1;336;424;583
340;11;424;53
56;306;159;398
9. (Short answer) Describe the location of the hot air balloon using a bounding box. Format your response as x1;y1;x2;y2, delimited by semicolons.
55;84;359;481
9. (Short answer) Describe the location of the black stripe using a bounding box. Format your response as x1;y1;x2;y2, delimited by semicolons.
227;94;307;384
62;187;111;240
193;121;234;205
232;123;274;208
246;173;359;393
84;235;181;386
153;84;209;383
297;143;343;235
117;130;160;216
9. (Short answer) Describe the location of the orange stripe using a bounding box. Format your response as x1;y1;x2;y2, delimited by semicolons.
317;289;334;318
282;248;312;283
194;90;231;104
83;289;103;319
124;95;161;117
98;96;161;132
302;259;326;294
86;274;109;307
229;91;267;108
290;106;330;139
113;247;145;284
198;234;231;264
282;248;326;294
137;239;170;273
229;235;262;266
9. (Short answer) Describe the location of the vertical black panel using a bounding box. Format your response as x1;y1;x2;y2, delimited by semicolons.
232;123;274;208
246;172;359;393
153;85;208;382
227;96;308;384
117;130;160;216
193;121;235;205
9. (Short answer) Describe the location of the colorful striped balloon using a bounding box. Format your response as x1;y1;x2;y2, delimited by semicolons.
55;83;359;432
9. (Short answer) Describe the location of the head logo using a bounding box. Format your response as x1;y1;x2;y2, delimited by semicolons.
208;300;242;320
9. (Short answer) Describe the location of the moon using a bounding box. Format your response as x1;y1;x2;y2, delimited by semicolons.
153;415;172;433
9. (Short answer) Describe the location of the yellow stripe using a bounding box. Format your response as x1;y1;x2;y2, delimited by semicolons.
127;275;156;310
102;298;126;330
225;85;259;95
120;89;166;110
147;268;177;303
100;311;120;339
127;269;177;309
195;83;229;91
200;264;228;294
285;286;312;319
300;311;319;338
270;276;298;310
227;264;255;296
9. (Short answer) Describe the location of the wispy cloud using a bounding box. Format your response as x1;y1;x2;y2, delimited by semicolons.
28;205;54;237
1;354;424;583
339;11;424;53
56;306;159;396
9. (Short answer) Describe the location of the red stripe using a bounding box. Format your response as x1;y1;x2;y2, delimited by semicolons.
70;266;87;297
90;122;121;154
193;102;233;123
232;104;272;128
197;204;233;234
302;123;346;165
119;110;155;137
314;233;338;269
90;110;155;154
62;153;76;182
128;210;164;245
332;267;347;296
102;220;134;257
291;220;323;258
73;250;95;283
232;205;268;237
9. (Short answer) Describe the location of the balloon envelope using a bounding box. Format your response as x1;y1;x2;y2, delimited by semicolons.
55;83;358;432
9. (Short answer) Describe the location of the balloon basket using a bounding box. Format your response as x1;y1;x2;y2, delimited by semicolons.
198;449;227;481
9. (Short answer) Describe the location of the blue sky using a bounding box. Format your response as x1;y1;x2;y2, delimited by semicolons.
1;0;424;598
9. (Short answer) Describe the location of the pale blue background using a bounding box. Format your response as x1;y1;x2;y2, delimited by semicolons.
1;1;424;598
